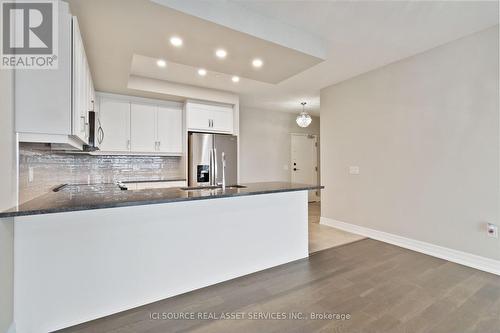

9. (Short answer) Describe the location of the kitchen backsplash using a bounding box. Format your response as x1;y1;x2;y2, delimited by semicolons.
19;143;185;203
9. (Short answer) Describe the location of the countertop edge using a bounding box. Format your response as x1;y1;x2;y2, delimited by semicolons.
1;185;324;218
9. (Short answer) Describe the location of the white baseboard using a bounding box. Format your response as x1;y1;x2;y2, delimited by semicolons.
320;217;500;276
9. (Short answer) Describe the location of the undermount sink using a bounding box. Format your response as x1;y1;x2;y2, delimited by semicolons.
181;185;247;191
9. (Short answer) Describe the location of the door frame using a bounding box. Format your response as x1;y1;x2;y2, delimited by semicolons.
290;133;320;202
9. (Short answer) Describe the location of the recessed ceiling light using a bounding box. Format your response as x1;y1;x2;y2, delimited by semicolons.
252;58;263;68
156;59;167;68
232;76;240;83
198;68;207;76
215;49;227;59
170;36;183;47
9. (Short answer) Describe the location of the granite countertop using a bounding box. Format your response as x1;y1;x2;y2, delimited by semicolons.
0;182;324;218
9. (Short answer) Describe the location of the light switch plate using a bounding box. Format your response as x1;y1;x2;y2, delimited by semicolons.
349;166;360;175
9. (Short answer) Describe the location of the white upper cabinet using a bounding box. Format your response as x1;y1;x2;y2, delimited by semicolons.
186;102;234;133
72;18;93;144
98;96;183;155
157;106;183;154
186;107;212;131
210;107;233;133
15;2;94;149
130;103;157;152
99;98;130;152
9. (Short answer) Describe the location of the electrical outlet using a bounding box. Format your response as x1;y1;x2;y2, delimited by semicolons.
487;223;498;238
349;166;360;175
28;167;34;183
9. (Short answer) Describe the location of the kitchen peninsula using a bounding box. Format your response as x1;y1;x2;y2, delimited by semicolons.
1;182;322;332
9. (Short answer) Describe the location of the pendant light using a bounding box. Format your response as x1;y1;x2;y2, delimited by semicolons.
296;102;312;128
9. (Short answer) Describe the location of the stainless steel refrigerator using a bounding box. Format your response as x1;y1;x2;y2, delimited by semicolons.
188;132;238;187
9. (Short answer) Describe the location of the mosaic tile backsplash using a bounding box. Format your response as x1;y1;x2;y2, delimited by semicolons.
19;143;185;204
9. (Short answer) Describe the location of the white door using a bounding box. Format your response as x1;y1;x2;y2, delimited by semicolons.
99;98;130;152
291;134;319;202
130;103;157;152
157;106;183;154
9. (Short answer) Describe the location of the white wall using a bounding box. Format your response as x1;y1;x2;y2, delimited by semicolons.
239;107;319;183
320;26;499;261
0;69;17;332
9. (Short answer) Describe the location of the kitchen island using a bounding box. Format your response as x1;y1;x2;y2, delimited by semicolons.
1;182;322;333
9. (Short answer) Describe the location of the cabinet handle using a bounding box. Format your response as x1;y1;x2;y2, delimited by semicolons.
158;141;161;150
80;115;89;125
80;115;87;133
127;139;131;150
97;126;104;144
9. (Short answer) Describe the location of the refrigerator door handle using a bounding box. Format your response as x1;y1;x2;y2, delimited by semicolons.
213;148;218;185
209;148;214;186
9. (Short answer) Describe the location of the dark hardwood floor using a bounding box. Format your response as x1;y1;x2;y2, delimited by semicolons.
58;239;500;333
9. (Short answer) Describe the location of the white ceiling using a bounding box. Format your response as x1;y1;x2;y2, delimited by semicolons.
69;1;499;116
160;0;499;115
66;0;324;99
